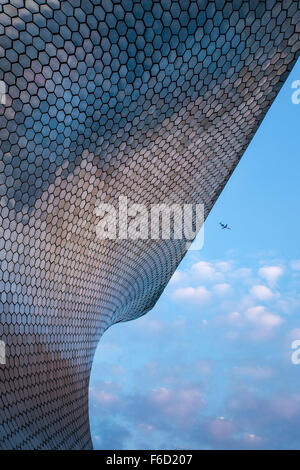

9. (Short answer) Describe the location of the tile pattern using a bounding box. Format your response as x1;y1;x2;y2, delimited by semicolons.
0;0;299;450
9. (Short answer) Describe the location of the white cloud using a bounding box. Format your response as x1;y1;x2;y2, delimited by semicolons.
218;311;243;327
138;423;154;433
173;286;210;303
213;283;231;296
207;417;235;440
190;260;232;282
245;306;282;330
258;266;284;286
218;302;283;341
148;386;205;423
169;270;185;284
90;383;121;407
244;433;262;445
191;261;216;280
215;261;232;272
270;394;300;419
227;311;241;323
250;285;274;301
275;296;300;314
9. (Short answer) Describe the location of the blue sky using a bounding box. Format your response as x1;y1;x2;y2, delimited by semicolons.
89;57;300;450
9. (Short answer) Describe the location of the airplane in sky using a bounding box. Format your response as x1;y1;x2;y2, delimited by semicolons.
219;222;231;230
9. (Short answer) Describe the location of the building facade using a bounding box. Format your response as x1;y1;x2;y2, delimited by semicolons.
0;0;299;449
